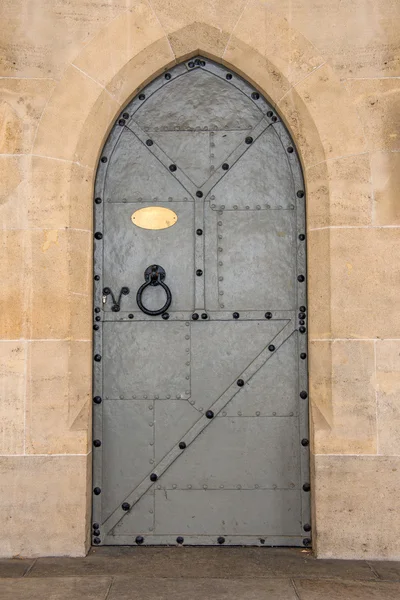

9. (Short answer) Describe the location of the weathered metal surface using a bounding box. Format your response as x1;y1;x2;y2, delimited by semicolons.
93;57;309;547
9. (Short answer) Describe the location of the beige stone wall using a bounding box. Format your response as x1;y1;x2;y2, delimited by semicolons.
0;0;399;559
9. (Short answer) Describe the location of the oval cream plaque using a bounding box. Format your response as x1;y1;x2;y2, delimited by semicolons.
131;207;178;230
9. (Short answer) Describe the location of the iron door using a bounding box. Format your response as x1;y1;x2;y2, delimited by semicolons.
93;58;310;547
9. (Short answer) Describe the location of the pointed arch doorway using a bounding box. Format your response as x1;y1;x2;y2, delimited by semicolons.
92;57;310;547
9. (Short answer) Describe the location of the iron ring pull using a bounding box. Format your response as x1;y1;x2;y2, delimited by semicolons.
136;265;172;316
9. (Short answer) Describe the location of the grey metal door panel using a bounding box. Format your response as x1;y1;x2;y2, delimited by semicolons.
93;57;310;548
103;202;194;312
155;490;301;536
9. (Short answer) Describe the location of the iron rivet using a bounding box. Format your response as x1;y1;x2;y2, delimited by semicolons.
93;522;100;530
129;313;134;319
165;73;171;80
196;228;203;235
196;191;203;198
123;112;129;119
299;320;305;326
201;313;208;320
95;307;100;313
300;306;306;312
200;60;206;66
188;61;195;68
303;538;312;546
169;164;177;172
301;438;309;447
222;163;229;170
237;379;244;387
303;482;311;492
217;536;225;544
94;354;101;362
162;312;170;320
93;324;99;331
297;275;305;282
94;197;102;204
118;118;125;126
245;136;253;144
95;316;101;322
93;396;102;404
196;269;203;276
94;275;100;281
179;442;186;450
122;502;130;511
272;116;277;122
93;487;101;495
206;410;214;419
299;234;306;241
192;313;199;320
287;146;294;153
266;111;273;117
101;157;107;163
251;92;260;100
300;353;307;360
303;524;311;532
176;536;184;544
150;473;158;482
146;139;153;146
265;312;272;319
300;391;308;399
135;536;144;545
260;538;265;544
93;537;101;544
94;232;103;240
299;313;306;319
93;439;101;447
299;327;306;334
297;190;305;198
139;93;145;100
226;73;232;80
268;345;275;352
233;312;240;319
94;531;101;538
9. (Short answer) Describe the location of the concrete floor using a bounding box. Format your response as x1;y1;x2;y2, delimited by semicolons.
1;547;400;599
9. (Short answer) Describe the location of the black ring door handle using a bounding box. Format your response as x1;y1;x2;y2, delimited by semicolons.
136;265;172;316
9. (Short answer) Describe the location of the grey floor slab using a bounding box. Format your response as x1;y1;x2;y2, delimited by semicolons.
0;576;112;600
368;560;400;581
294;578;400;600
107;577;297;600
30;547;376;581
0;559;34;578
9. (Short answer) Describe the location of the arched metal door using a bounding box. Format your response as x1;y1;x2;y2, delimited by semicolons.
93;58;310;547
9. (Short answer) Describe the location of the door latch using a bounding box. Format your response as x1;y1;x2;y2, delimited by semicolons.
102;287;130;312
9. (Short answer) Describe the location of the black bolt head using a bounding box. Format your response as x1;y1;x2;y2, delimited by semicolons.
237;379;244;387
121;287;129;295
169;164;177;172
303;483;311;492
245;136;253;144
111;304;120;312
188;61;195;68
226;73;232;80
265;312;272;319
176;536;184;544
179;442;186;450
300;391;308;399
201;313;208;320
200;60;206;66
94;232;103;240
139;93;145;100
94;275;100;281
94;354;101;362
266;111;273;117
299;234;306;241
301;438;309;447
123;112;129;119
299;313;306;319
196;269;203;276
206;410;214;419
196;228;203;235
93;324;99;331
146;139;153;146
129;313;134;319
299;306;306;312
297;190;305;198
164;73;171;80
299;320;305;325
93;487;101;495
192;313;199;320
287;146;294;153
303;523;312;532
94;197;102;204
122;502;130;511
93;529;100;536
268;345;275;352
303;538;312;546
297;275;305;282
299;327;306;334
300;353;307;360
93;537;101;544
162;313;169;320
93;396;102;404
217;536;225;544
233;312;240;319
195;58;201;66
93;522;100;529
222;163;229;170
150;473;158;482
196;190;203;198
95;307;100;313
101;156;107;163
135;536;144;545
251;92;260;100
95;316;101;322
272;116;277;122
103;287;111;295
93;439;101;447
259;538;265;544
118;118;125;126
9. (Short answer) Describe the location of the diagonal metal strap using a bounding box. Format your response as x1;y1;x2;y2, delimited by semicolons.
103;319;295;534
